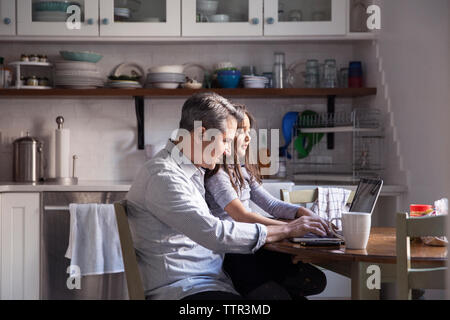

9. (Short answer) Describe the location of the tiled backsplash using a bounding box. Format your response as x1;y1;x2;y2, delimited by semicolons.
0;42;356;181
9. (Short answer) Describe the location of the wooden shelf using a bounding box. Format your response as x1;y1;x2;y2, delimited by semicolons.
0;87;377;98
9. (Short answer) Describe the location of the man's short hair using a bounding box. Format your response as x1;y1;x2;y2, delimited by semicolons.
179;92;244;133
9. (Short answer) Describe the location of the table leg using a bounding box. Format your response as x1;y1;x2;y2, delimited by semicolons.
351;261;381;300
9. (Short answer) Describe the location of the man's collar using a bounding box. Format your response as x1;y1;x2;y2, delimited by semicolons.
165;139;204;179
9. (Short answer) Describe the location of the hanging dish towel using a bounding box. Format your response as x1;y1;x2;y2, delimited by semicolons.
310;187;352;230
65;203;124;276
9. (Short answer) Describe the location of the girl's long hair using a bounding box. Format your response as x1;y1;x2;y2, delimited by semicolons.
205;104;262;193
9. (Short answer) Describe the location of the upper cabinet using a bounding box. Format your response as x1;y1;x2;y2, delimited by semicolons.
99;0;181;36
182;0;263;37
17;0;99;36
11;0;351;38
0;0;16;36
264;0;347;36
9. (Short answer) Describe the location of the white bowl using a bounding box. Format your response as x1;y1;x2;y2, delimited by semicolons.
244;82;266;88
182;82;203;89
209;14;229;23
149;82;180;89
148;65;185;74
197;0;219;15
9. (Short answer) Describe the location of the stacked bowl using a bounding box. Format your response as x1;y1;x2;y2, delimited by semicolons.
196;0;219;16
242;75;269;88
32;1;72;22
145;65;185;89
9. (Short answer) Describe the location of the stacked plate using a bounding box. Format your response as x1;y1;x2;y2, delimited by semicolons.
107;80;142;89
145;73;185;89
54;61;104;89
114;7;131;19
243;75;269;88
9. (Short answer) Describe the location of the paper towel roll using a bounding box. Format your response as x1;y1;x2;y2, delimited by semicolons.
55;128;70;178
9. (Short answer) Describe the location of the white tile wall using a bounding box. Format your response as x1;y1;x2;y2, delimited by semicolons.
0;42;356;181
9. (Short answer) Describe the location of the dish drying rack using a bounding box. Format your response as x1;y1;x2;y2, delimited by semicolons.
287;108;384;183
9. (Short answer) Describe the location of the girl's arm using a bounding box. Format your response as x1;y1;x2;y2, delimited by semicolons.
224;199;287;226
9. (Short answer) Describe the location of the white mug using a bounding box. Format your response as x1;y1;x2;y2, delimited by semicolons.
329;212;372;249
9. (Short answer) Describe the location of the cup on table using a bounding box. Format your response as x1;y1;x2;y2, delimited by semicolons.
329;212;372;249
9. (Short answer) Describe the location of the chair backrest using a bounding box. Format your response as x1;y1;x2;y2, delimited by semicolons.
280;188;355;205
396;212;448;300
114;200;145;300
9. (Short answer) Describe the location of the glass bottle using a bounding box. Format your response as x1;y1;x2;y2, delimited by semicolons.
0;57;7;89
272;52;286;89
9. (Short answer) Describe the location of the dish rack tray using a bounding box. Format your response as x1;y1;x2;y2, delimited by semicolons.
287;108;384;183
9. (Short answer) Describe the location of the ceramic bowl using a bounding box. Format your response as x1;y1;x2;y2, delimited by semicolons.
148;65;185;74
59;51;103;63
217;71;241;88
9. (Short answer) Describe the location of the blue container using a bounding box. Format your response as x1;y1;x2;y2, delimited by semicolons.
348;61;363;77
217;70;241;88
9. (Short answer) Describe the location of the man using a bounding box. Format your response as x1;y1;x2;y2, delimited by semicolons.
126;92;330;300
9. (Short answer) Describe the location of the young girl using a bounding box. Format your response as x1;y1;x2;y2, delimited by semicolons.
205;104;327;299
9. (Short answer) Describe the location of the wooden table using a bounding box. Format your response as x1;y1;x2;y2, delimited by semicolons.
264;227;447;300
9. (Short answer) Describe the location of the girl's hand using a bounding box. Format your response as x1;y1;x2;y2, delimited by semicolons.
295;207;315;218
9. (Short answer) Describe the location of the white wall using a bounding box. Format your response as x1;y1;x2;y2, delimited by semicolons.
374;0;450;300
374;0;450;210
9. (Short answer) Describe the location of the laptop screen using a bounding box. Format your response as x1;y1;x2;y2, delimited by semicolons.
349;178;383;214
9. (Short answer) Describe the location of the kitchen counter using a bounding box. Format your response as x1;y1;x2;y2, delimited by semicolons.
0;180;408;196
0;180;133;192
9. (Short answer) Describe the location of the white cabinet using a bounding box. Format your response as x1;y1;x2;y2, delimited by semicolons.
264;0;347;36
182;0;264;37
0;0;15;36
0;193;40;300
13;0;349;38
17;0;99;36
99;0;181;36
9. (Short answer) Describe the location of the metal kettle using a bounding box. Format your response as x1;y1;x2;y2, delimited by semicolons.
13;132;45;183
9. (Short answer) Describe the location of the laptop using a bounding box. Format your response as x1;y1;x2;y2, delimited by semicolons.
290;178;383;246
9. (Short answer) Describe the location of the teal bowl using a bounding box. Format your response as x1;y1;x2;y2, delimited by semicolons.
34;1;73;12
60;51;103;63
217;70;241;88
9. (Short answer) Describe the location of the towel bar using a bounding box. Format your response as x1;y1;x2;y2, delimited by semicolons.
44;205;70;211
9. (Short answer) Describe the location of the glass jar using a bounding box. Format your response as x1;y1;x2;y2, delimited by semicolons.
272;52;286;89
27;76;39;86
323;59;338;88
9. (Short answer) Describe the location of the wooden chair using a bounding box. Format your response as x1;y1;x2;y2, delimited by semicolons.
114;200;145;300
396;212;447;300
280;188;354;205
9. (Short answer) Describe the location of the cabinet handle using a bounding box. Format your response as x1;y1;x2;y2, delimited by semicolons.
3;17;11;25
102;18;109;25
267;17;275;24
87;18;94;25
251;18;259;25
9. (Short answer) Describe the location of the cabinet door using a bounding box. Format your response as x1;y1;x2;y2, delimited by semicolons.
100;0;180;36
264;0;347;36
182;0;263;37
0;193;40;300
17;0;99;36
0;0;15;36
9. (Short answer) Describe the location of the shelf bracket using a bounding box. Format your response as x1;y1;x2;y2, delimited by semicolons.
134;96;144;150
327;95;336;150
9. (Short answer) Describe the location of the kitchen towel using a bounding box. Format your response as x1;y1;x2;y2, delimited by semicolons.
65;203;124;276
310;187;352;229
55;128;70;178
